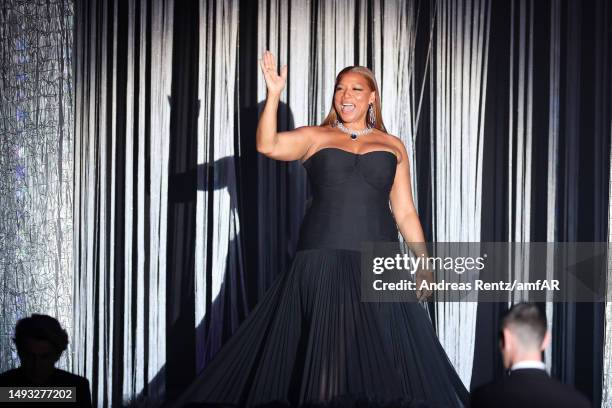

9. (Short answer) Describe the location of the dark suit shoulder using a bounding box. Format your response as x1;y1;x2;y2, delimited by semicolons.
470;381;502;408
52;369;92;408
0;368;23;385
0;368;20;377
51;368;89;384
541;376;591;408
471;370;591;408
0;368;92;407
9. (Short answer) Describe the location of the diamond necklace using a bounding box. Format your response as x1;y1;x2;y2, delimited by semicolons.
334;120;374;141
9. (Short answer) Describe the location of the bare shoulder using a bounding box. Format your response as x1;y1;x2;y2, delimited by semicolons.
378;131;409;164
283;125;335;159
384;132;407;150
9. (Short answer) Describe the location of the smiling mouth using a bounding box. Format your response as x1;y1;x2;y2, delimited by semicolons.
340;103;356;113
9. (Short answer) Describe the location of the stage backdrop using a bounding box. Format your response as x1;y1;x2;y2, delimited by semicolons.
70;0;612;407
0;0;74;372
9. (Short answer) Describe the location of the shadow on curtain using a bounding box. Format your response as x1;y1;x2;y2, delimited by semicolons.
72;0;611;406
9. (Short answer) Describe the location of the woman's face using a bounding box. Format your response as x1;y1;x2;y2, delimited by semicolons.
333;72;376;125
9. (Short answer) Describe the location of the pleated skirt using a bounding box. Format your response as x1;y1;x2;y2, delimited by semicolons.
171;248;469;408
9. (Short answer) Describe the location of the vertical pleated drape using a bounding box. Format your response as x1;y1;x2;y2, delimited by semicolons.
253;0;428;291
471;2;612;406
548;0;609;403
68;0;612;406
72;0;174;405
429;0;491;386
195;0;247;373
605;136;612;406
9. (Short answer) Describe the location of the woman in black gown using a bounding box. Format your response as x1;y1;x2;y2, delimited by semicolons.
172;51;469;407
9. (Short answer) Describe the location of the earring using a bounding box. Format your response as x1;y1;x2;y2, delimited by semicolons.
368;103;376;128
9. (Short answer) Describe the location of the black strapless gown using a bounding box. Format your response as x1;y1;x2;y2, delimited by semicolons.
172;147;469;407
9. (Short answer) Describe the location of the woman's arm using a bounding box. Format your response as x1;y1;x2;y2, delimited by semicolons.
389;139;434;301
257;51;312;161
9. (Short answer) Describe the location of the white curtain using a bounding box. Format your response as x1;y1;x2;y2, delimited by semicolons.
195;0;245;372
430;0;491;387
252;0;486;389
72;0;174;404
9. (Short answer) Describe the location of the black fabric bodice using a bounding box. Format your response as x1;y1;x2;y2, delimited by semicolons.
296;147;399;251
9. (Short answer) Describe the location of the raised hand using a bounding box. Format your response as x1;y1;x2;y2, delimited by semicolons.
259;50;287;96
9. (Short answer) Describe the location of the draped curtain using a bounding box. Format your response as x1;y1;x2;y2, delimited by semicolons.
428;0;490;385
195;0;246;373
606;139;612;405
471;3;612;407
70;0;611;406
72;0;174;405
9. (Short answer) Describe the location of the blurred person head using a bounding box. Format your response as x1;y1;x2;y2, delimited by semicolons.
13;314;69;384
498;303;550;369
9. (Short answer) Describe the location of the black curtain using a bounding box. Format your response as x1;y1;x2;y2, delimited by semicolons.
472;2;612;407
165;0;199;401
72;0;611;406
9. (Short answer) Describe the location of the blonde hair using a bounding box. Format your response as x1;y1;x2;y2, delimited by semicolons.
320;66;387;133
